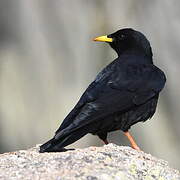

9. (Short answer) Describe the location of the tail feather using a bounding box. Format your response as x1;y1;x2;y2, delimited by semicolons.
39;138;58;153
39;127;89;153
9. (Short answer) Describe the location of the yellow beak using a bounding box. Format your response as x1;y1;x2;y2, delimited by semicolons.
93;35;113;42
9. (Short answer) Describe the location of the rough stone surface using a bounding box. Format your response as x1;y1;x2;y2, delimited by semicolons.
0;144;179;180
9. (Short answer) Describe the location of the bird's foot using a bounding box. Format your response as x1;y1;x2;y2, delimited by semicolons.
131;144;141;151
103;139;109;145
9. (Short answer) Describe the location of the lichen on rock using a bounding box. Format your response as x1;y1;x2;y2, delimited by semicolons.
0;144;179;180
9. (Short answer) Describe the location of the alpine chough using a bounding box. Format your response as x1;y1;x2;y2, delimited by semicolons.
40;28;166;153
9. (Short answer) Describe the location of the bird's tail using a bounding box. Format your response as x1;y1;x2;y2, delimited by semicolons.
39;138;57;153
39;127;88;153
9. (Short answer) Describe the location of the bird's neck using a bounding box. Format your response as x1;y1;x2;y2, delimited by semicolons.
118;50;153;64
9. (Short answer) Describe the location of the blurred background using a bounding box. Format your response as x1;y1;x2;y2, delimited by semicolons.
0;0;180;168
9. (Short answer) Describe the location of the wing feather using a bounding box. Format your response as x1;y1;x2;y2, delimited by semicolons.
55;56;166;139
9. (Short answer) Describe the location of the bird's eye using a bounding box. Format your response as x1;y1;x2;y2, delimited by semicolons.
119;34;125;40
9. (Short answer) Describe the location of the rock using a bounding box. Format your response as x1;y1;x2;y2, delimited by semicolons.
0;144;179;180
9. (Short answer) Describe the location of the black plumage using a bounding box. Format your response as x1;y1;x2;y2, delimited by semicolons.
40;28;166;153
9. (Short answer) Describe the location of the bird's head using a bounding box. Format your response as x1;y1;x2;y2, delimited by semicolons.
94;28;152;58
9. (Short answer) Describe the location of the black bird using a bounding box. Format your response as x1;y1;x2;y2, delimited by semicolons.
40;28;166;153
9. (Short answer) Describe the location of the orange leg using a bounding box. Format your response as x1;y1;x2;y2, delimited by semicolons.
124;131;140;151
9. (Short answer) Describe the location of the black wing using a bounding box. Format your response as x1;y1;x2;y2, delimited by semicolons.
55;59;117;132
55;57;166;139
